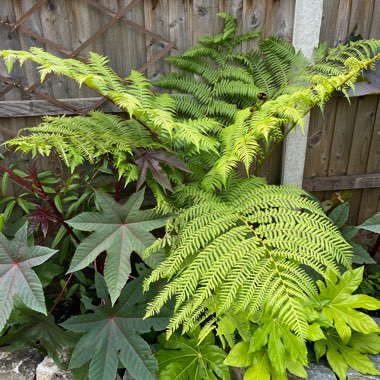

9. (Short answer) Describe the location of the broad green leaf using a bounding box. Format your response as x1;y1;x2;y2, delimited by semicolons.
359;212;380;234
305;323;325;341
324;330;380;380
329;202;349;227
224;341;254;367
156;328;230;380
0;307;76;367
318;267;380;342
249;316;307;374
0;223;57;332
286;360;307;378
67;189;168;304
61;274;169;380
348;332;380;354
244;351;271;380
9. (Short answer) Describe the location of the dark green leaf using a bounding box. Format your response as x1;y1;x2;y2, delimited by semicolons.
67;189;168;304
329;202;349;228
0;307;76;367
359;212;380;234
61;274;169;380
156;328;230;380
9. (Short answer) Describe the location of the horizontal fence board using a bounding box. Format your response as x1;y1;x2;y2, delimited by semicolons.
303;174;380;192
0;98;122;117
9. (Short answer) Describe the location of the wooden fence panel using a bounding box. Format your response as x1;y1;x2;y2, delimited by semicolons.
304;0;380;224
1;0;379;222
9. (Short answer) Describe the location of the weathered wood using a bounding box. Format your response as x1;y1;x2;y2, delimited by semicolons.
0;98;122;117
319;0;340;45
349;0;375;39
303;174;380;192
144;0;170;81
358;97;380;223
346;96;378;224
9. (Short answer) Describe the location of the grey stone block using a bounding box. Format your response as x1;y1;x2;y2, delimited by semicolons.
0;347;44;380
36;356;73;380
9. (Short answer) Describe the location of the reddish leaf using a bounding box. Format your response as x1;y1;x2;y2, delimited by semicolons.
132;149;190;191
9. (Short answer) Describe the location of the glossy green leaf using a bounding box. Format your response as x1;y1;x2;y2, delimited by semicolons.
67;189;168;304
156;328;230;380
318;267;380;342
224;341;253;367
244;351;271;380
0;223;57;332
323;330;380;380
1;172;9;195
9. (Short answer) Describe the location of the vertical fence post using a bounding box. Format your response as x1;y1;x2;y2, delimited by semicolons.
281;0;324;186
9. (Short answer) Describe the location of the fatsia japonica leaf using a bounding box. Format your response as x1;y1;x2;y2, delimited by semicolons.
315;329;380;380
248;314;308;378
61;273;169;380
0;223;57;332
156;327;230;380
317;267;380;343
67;189;168;304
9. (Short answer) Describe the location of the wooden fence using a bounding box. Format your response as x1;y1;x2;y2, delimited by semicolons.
303;0;380;224
0;0;379;224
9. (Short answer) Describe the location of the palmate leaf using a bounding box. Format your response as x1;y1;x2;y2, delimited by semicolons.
0;306;76;367
0;223;57;332
248;314;308;377
156;328;230;380
317;267;380;343
132;149;191;191
67;189;168;304
315;330;380;380
61;273;169;380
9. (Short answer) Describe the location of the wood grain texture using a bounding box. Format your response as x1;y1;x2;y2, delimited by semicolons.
0;97;121;117
303;173;380;192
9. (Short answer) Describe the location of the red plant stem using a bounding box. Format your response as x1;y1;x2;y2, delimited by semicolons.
352;232;374;239
0;164;45;197
49;272;74;313
32;172;82;245
371;235;380;256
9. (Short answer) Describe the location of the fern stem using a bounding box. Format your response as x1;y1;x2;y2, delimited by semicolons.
254;121;297;175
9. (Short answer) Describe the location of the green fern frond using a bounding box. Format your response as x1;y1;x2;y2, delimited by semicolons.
144;178;352;338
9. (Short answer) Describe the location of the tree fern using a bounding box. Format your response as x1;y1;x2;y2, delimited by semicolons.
143;177;352;339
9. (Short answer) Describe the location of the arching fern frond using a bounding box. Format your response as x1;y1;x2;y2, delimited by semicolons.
144;178;352;339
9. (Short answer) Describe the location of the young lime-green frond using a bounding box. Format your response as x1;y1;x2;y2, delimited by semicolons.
143;177;352;339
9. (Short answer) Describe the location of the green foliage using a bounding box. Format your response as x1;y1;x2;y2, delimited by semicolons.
61;271;169;380
144;177;352;339
0;307;76;367
156;328;230;380
67;188;168;304
328;202;375;264
224;315;309;379
0;223;57;332
315;267;380;343
309;267;380;379
359;211;380;234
